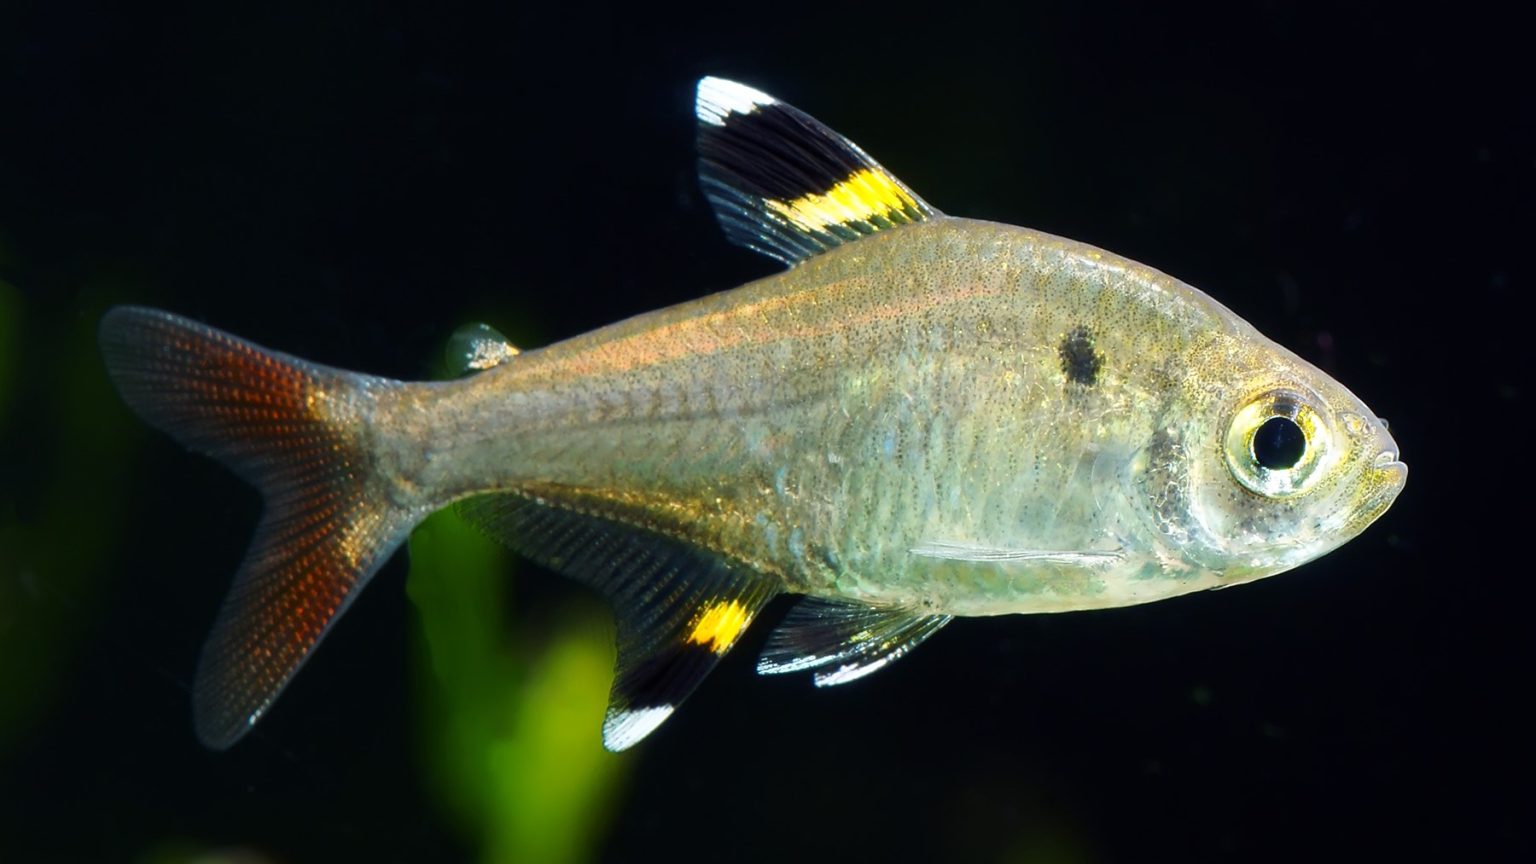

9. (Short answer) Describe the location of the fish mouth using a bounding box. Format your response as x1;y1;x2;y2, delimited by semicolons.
1334;424;1404;522
1356;448;1407;528
1372;448;1408;493
1370;420;1406;478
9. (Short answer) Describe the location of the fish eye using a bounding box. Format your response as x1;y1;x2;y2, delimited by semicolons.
1224;391;1332;498
1252;416;1305;470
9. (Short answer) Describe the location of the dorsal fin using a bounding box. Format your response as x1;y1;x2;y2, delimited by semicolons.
696;76;938;266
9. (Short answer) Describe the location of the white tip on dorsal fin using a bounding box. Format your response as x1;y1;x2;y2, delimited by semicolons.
696;76;777;126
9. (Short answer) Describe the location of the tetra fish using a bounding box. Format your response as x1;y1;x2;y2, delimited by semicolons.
100;77;1406;751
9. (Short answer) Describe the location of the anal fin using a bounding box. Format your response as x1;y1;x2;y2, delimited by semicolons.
757;597;951;687
456;493;777;750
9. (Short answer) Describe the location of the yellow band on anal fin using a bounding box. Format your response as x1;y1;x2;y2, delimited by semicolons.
686;599;753;654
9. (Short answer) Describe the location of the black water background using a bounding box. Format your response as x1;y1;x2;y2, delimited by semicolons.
1;2;1530;861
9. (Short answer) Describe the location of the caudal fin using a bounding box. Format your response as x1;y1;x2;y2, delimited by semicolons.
100;306;423;749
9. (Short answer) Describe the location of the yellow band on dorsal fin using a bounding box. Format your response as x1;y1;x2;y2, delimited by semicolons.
764;168;924;236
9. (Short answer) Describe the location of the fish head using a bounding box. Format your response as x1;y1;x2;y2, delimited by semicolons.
1140;334;1407;583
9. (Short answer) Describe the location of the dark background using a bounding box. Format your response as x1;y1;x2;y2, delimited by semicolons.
1;1;1530;861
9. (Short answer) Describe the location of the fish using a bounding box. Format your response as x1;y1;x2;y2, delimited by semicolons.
99;76;1407;752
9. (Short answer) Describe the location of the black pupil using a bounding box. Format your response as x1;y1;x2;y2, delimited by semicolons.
1252;416;1306;470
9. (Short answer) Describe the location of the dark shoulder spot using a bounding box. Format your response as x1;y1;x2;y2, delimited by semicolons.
1058;325;1103;386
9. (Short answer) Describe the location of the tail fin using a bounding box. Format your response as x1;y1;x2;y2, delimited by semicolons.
100;306;423;749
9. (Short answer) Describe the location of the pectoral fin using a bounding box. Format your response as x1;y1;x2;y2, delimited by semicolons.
911;540;1124;567
757;597;951;686
456;493;777;750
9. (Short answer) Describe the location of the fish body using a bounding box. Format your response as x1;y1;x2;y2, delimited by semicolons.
379;217;1396;614
101;77;1405;750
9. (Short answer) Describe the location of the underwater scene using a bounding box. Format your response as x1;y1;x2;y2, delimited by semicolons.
1;3;1529;862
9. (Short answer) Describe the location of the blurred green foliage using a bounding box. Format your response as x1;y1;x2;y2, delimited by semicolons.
0;290;133;752
407;508;628;864
0;289;628;859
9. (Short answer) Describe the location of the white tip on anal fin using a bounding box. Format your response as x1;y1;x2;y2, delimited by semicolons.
696;76;776;126
603;705;676;751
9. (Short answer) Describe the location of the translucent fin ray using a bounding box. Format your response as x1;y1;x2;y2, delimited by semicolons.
100;307;420;748
757;596;951;686
456;492;777;750
696;76;937;266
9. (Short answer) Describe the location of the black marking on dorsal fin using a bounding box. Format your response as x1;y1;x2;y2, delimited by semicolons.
696;76;938;267
456;492;778;750
757;596;951;686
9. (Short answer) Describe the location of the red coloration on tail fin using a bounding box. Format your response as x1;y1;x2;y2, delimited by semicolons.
100;307;420;748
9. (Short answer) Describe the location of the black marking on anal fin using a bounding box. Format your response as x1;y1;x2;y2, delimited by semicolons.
455;492;778;750
1059;324;1103;387
757;596;952;686
696;76;938;267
